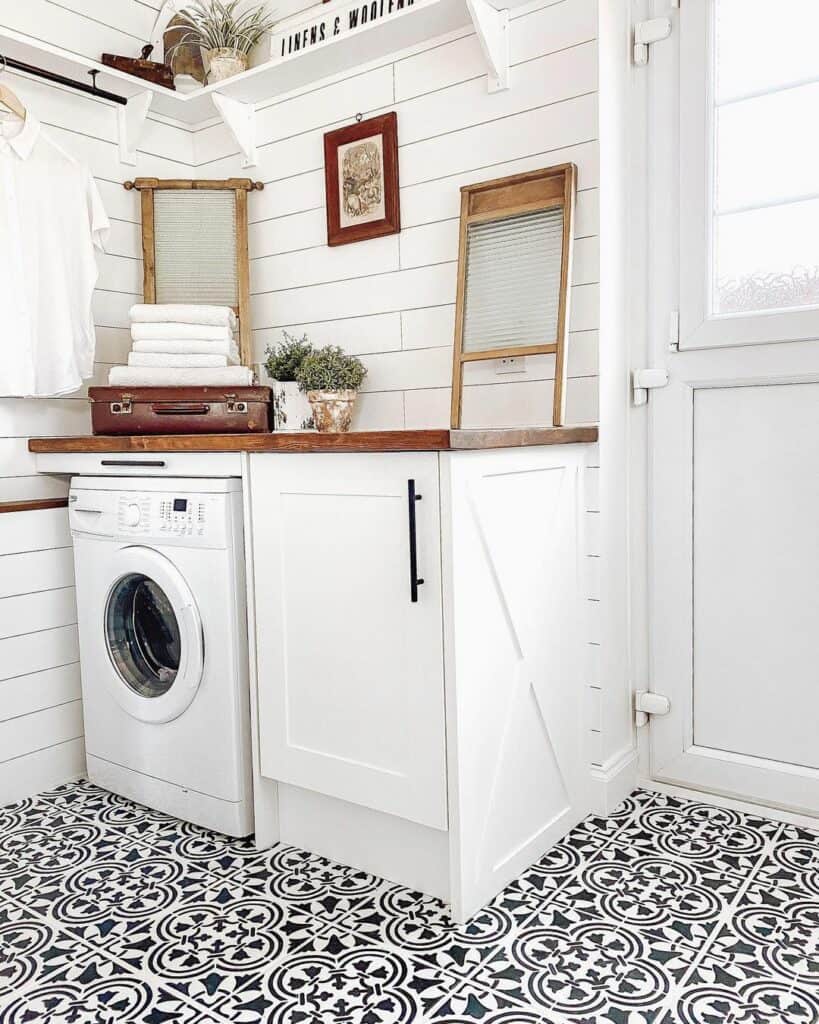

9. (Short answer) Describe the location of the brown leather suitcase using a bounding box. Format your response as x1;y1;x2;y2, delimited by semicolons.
89;387;272;435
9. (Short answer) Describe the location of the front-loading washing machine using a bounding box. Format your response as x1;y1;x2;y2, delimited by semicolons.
69;476;253;836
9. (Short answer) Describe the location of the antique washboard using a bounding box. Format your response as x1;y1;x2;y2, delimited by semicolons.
125;178;264;367
450;165;577;428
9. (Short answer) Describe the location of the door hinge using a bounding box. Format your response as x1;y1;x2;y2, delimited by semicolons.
633;16;672;66
635;689;671;728
632;368;669;406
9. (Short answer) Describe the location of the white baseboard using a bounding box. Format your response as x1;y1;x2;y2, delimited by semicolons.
0;738;86;806
589;745;639;816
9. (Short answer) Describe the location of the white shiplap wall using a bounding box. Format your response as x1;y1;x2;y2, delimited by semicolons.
0;0;193;801
195;0;600;429
0;0;601;799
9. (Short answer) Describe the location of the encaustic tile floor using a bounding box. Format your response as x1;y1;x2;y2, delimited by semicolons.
1;783;818;1024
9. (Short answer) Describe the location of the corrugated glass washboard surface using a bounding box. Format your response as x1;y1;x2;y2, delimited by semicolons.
462;206;564;353
153;190;238;306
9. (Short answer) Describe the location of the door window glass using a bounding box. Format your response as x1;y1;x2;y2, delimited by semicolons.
106;573;181;698
713;0;819;315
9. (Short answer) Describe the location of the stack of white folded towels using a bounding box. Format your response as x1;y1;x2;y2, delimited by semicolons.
108;304;254;387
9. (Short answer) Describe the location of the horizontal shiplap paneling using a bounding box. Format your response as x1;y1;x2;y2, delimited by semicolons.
0;625;80;683
0;700;84;764
0;663;82;722
0;547;75;599
0;738;86;806
0;587;78;641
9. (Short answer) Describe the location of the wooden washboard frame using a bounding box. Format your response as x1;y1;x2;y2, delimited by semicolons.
124;178;264;367
450;164;577;428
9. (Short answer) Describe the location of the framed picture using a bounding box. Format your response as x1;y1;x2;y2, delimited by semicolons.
324;112;400;247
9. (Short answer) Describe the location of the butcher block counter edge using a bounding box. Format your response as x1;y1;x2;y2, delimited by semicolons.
29;426;598;454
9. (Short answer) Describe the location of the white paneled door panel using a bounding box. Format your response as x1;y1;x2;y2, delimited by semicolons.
249;452;447;830
649;363;819;812
693;383;819;769
647;0;819;816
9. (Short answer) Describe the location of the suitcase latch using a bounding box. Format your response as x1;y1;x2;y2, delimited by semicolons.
226;394;248;414
110;396;132;415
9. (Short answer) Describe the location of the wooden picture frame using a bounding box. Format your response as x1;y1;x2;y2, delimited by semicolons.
450;164;577;428
123;177;264;367
323;113;400;247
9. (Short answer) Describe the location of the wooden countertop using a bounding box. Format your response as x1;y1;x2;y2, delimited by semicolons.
29;426;598;454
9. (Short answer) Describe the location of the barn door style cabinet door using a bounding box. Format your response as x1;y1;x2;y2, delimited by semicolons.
247;444;592;920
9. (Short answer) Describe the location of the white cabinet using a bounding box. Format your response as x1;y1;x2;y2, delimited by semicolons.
248;452;447;830
246;442;592;919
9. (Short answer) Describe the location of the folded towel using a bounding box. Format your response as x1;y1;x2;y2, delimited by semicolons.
109;365;255;387
130;304;238;329
131;322;234;342
128;352;232;368
133;339;240;359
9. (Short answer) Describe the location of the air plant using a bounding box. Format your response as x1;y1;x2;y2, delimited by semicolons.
170;0;277;56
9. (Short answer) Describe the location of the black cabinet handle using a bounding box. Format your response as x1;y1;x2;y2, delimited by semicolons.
407;478;425;603
100;459;167;467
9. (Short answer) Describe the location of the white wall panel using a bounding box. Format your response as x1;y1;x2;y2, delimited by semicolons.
395;0;596;99
0;664;82;721
0;547;75;600
0;701;84;764
0;509;71;556
0;588;77;641
0;625;80;682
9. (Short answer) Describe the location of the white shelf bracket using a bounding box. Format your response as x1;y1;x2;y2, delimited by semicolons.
212;93;258;168
118;90;153;166
465;0;509;93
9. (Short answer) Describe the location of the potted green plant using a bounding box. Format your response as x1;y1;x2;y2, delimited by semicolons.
263;331;313;429
171;0;276;84
296;345;367;432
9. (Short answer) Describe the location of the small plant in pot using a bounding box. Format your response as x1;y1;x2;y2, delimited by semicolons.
263;331;313;429
171;0;276;84
296;345;367;433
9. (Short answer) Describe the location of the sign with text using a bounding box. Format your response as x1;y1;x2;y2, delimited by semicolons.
270;0;417;59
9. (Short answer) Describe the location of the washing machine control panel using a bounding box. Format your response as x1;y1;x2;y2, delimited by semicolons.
158;497;208;537
113;493;226;546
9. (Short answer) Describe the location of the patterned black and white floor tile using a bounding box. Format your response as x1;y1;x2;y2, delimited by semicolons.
2;779;819;1023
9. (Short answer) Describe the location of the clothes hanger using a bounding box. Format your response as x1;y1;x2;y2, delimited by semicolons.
0;55;27;121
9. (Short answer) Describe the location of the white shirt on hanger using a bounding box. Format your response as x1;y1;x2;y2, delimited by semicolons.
0;113;110;397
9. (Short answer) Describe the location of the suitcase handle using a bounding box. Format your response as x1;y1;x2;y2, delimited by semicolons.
151;403;211;415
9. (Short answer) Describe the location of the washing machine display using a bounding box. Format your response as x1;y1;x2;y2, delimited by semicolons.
105;573;181;698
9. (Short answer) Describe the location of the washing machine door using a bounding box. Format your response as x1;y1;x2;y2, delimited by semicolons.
103;546;204;724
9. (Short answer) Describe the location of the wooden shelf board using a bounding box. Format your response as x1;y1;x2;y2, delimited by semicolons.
0;498;69;515
29;426;598;454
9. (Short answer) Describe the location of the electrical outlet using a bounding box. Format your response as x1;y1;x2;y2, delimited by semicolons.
495;356;526;374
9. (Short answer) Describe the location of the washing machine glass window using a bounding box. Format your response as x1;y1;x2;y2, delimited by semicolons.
106;574;181;698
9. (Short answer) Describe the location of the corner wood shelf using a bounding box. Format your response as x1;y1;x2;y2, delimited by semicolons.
0;0;513;167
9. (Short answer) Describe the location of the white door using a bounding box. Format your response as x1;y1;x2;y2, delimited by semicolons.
646;0;819;813
248;452;447;830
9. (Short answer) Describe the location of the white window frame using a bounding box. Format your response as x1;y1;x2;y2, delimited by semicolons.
678;0;819;350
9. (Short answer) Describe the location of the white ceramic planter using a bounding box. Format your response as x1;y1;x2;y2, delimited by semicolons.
273;381;313;430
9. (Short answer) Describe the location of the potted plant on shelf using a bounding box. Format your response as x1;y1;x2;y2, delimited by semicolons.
263;331;313;430
296;345;367;432
171;0;276;84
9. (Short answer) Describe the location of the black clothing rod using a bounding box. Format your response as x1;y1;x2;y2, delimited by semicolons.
2;55;128;105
